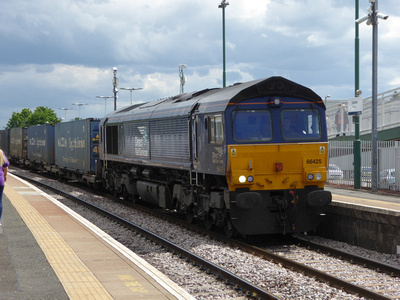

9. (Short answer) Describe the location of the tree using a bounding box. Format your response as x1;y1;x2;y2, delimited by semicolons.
6;108;33;129
30;106;59;125
6;106;60;129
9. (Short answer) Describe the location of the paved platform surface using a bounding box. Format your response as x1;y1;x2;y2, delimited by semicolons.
0;174;194;300
326;185;400;214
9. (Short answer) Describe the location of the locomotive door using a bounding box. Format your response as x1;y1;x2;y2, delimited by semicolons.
191;114;200;171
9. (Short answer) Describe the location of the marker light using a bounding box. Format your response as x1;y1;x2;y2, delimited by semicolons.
239;175;247;183
273;97;281;105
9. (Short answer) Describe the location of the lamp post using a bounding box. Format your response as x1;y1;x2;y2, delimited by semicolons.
120;87;143;105
354;0;362;189
356;0;388;192
96;96;113;114
113;67;118;111
324;95;330;106
59;107;72;121
219;0;229;88
72;103;87;119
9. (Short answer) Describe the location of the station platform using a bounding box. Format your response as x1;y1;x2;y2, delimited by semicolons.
0;174;194;300
321;185;400;254
326;185;400;213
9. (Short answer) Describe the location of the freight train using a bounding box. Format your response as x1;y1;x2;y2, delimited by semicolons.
0;76;332;237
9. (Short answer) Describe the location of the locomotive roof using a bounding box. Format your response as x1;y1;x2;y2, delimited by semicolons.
101;76;324;125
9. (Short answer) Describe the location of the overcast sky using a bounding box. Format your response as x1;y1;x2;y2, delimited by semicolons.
1;0;399;129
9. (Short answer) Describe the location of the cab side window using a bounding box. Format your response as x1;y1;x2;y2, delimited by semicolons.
208;115;224;144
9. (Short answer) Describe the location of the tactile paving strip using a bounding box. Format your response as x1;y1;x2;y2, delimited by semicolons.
4;185;113;300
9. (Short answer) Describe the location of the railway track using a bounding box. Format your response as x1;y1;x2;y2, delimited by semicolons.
263;239;400;300
13;170;400;299
13;172;279;299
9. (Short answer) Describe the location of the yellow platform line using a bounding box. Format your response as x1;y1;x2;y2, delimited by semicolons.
4;185;113;300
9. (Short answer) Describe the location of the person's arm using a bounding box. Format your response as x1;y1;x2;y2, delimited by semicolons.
3;166;7;182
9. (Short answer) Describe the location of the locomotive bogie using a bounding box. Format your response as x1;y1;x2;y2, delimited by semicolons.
137;180;171;208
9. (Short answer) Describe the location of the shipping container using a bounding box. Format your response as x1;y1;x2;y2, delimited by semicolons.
0;129;10;157
54;119;100;184
9;127;28;163
27;124;55;168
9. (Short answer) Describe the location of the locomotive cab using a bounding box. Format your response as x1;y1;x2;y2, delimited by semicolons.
224;78;332;235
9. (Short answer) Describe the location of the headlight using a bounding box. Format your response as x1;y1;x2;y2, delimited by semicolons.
307;173;314;180
315;173;322;181
239;175;247;183
247;175;254;183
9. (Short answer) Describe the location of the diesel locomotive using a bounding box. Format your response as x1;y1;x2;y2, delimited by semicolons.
99;76;332;237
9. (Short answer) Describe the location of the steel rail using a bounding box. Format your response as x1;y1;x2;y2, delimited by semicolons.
293;236;400;277
229;238;391;300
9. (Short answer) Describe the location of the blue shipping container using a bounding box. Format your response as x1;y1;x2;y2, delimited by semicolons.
28;124;55;165
55;119;100;174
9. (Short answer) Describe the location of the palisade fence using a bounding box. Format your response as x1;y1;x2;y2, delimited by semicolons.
328;140;400;191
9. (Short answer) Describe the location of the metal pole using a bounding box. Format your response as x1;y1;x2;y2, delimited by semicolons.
371;0;378;192
96;96;113;114
355;0;388;192
113;67;118;111
72;103;87;119
219;1;229;88
222;5;226;88
59;108;72;121
120;88;143;105
354;0;362;189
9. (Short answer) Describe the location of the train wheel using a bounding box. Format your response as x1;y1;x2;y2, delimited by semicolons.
121;186;131;202
186;205;195;224
224;218;236;238
113;187;119;199
131;194;139;204
203;213;213;231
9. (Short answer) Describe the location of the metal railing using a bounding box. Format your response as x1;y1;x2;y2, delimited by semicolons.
328;140;400;191
327;87;400;138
